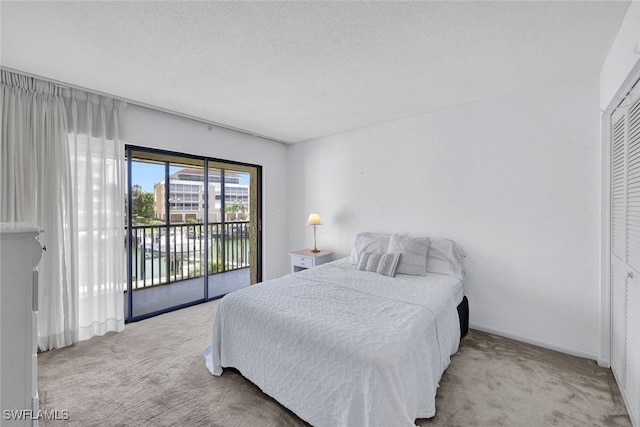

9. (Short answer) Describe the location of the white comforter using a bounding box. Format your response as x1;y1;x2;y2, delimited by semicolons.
204;259;461;427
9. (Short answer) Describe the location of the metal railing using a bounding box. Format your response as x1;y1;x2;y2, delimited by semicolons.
129;221;250;289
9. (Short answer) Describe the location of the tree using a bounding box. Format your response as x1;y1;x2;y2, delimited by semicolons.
225;202;247;221
132;184;143;198
136;193;155;219
131;185;155;221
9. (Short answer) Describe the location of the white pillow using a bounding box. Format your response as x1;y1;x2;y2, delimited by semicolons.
427;238;466;279
388;234;430;275
350;232;393;264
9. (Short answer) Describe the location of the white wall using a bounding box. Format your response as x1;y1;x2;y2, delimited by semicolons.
288;74;602;359
600;0;640;110
123;105;291;280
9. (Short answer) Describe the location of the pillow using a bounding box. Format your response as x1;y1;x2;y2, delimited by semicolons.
427;238;466;279
350;232;392;264
387;234;430;275
357;252;382;271
357;251;400;277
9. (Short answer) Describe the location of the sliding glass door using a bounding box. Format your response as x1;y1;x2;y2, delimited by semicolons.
125;147;261;321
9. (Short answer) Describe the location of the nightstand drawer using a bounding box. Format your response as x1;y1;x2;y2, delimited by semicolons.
291;255;311;268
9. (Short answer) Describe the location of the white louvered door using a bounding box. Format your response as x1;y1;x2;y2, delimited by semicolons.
611;81;640;426
628;86;640;427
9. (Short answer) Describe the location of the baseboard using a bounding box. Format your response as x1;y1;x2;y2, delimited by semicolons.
597;358;611;368
469;322;599;361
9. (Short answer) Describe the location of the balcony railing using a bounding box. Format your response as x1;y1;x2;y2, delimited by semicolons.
129;221;250;289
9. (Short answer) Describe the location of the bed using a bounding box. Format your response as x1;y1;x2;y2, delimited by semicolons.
205;234;467;427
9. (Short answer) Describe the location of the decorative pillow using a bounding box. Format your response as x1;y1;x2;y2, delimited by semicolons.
350;232;393;264
427;238;466;279
376;252;401;277
357;251;400;277
357;252;382;271
387;234;430;275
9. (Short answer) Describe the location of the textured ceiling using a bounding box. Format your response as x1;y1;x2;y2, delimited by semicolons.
0;1;631;143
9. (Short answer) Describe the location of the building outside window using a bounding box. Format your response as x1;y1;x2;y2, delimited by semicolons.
153;168;249;224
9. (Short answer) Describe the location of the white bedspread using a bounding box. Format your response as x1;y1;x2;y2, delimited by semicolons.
204;258;461;427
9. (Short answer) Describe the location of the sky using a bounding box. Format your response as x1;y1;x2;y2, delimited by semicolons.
129;162;176;193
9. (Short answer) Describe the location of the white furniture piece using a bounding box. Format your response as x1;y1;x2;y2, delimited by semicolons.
288;249;332;273
1;223;43;427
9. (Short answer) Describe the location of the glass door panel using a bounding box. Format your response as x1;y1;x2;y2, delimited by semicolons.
127;152;206;319
207;163;257;298
126;158;167;319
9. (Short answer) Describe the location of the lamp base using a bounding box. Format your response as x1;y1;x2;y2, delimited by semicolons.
311;225;320;253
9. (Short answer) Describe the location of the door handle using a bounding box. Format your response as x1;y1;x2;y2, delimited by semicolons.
627;271;634;280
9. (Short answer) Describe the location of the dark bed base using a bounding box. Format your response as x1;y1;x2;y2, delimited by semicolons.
457;296;469;338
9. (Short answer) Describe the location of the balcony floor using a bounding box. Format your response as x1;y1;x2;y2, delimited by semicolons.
127;268;249;319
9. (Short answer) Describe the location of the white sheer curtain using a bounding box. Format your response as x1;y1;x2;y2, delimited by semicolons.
66;89;126;340
1;70;78;350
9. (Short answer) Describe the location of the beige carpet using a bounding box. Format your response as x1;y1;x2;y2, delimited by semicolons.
38;300;630;427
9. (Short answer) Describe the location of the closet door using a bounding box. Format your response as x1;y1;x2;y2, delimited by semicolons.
611;82;640;425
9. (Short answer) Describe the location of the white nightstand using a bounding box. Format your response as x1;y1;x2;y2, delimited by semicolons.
289;249;333;273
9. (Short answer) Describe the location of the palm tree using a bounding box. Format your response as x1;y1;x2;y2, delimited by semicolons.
131;184;143;217
132;184;143;198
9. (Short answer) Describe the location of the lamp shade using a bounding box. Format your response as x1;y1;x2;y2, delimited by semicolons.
307;213;322;226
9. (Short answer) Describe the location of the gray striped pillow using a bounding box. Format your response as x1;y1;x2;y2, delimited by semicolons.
388;235;430;275
357;252;400;277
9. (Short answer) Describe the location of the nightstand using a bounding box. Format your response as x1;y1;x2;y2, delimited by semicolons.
289;249;333;273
